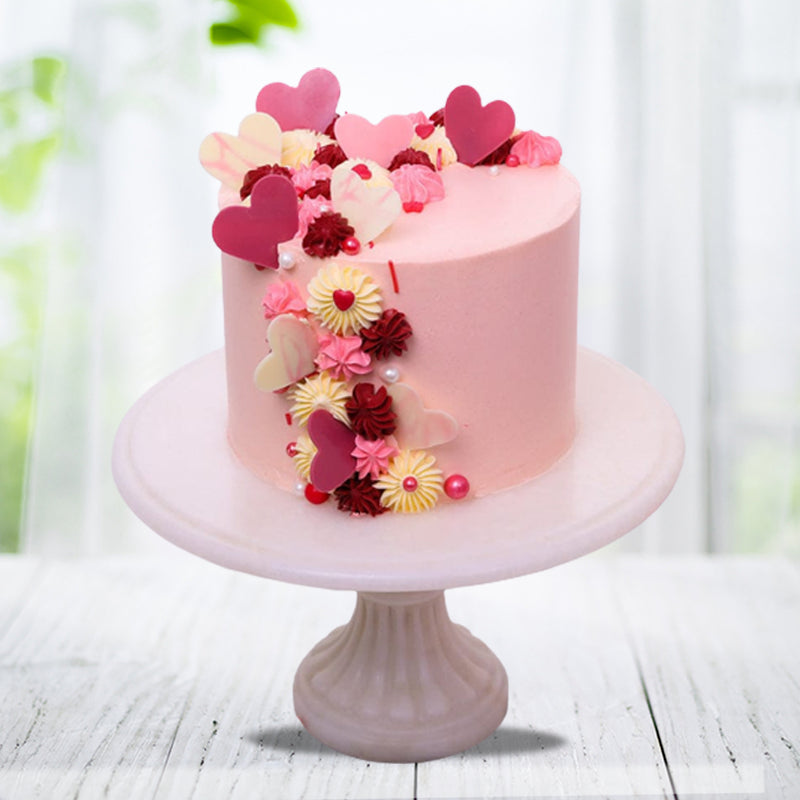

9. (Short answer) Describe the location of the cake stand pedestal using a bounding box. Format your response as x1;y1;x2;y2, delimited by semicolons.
113;348;683;763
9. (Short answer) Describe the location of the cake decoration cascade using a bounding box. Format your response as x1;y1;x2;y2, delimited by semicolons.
202;68;565;515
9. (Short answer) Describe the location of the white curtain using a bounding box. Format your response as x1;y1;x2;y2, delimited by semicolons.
13;0;799;555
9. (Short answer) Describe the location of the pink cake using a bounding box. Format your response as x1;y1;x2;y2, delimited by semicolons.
202;69;580;516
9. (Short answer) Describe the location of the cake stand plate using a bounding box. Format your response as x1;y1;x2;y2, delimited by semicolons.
113;348;683;762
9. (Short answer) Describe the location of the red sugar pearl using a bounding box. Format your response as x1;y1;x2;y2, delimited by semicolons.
402;476;419;493
342;236;361;256
304;484;330;505
505;154;520;168
286;441;298;457
444;474;470;500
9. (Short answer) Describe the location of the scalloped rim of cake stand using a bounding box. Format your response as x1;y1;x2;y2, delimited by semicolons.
112;348;683;592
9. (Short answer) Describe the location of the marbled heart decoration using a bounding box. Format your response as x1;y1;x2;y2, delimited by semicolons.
256;68;340;133
253;313;318;392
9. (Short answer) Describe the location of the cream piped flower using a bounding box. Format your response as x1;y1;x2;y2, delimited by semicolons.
411;126;457;169
306;263;382;335
282;129;334;169
375;450;443;513
290;372;350;426
292;433;317;480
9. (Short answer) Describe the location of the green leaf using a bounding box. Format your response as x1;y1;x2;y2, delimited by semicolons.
32;56;66;105
0;135;61;213
209;21;260;45
0;90;20;128
229;0;299;29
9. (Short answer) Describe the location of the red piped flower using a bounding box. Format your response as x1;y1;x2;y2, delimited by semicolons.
360;309;413;360
323;114;340;140
388;148;435;172
346;383;396;440
302;211;355;259
334;475;387;516
429;108;445;127
240;164;293;200
314;142;347;168
303;178;331;200
478;137;516;166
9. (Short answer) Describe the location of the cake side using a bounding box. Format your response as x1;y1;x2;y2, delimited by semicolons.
223;164;580;497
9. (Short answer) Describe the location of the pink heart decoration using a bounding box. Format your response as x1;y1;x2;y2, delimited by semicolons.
444;85;516;167
334;114;414;169
256;68;340;133
212;175;298;268
307;410;357;492
387;383;459;450
330;164;402;243
253;314;318;392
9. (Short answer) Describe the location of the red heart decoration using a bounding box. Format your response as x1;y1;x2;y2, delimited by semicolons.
307;410;356;492
256;68;340;133
444;85;516;167
333;289;355;311
212;175;298;269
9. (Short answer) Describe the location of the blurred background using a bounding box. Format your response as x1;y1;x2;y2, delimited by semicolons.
1;0;798;556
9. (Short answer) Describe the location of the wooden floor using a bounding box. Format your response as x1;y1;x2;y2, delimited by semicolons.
0;553;797;799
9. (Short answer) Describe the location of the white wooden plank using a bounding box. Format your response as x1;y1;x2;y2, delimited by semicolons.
0;556;43;635
417;554;674;799
612;555;800;799
151;572;415;800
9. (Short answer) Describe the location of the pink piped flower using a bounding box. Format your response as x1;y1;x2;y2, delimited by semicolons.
293;162;333;194
297;195;331;238
315;333;372;381
510;130;562;167
262;281;307;320
390;164;445;213
352;435;397;480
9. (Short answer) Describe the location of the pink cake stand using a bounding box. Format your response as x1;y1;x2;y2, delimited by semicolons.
112;347;683;763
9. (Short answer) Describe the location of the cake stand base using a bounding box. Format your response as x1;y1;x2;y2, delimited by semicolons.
113;348;684;763
294;590;507;763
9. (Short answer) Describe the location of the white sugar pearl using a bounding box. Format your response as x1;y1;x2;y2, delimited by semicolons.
379;365;400;383
278;251;296;270
488;165;500;176
294;481;306;496
319;204;332;215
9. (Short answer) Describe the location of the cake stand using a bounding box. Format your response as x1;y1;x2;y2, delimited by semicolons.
112;347;683;763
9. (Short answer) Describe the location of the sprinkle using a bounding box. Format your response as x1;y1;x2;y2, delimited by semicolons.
285;412;293;426
388;260;400;294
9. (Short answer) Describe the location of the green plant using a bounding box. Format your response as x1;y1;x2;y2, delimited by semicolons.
210;0;299;45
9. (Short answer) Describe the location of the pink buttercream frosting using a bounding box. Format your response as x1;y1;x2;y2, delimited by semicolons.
261;280;307;319
293;162;333;194
511;130;562;168
314;333;372;381
390;164;445;212
352;435;398;479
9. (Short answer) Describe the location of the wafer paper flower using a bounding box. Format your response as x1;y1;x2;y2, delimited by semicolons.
351;435;397;479
315;333;372;381
290;372;351;426
293;162;333;195
261;281;307;320
375;450;444;513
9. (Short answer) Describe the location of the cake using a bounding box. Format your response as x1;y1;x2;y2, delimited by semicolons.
201;68;580;516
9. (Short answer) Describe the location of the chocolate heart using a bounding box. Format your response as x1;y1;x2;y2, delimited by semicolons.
334;114;414;169
444;85;515;167
253;314;319;392
333;289;355;311
212;175;298;268
307;409;357;492
330;163;402;243
256;68;340;133
387;383;459;449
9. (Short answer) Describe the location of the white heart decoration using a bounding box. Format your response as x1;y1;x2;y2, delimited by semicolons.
200;113;283;191
387;383;459;449
254;313;319;392
330;164;402;243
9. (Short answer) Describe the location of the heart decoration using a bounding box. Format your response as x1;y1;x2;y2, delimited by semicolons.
199;112;282;190
256;68;340;133
330;163;402;243
387;383;459;450
212;174;299;269
444;85;515;167
307;409;357;492
253;313;318;392
334;114;414;169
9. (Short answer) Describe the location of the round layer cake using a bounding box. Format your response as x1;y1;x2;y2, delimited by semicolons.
223;162;580;498
204;69;580;515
